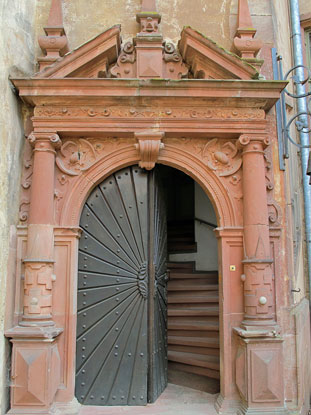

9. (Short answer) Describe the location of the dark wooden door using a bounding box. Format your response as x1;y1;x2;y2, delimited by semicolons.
148;170;168;403
75;166;167;406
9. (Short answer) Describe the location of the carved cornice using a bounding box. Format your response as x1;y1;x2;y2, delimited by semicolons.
134;131;165;170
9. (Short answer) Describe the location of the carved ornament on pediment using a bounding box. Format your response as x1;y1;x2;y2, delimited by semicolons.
35;106;265;121
162;42;188;79
109;40;188;80
110;41;136;78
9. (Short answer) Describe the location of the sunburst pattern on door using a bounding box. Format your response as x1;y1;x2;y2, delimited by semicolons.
75;166;167;406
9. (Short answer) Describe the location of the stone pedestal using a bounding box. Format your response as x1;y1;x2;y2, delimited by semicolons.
235;335;288;415
5;327;62;414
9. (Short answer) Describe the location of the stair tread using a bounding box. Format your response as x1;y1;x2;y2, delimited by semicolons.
168;320;219;331
168;292;219;303
168;351;220;371
167;262;194;269
168;336;220;348
169;272;218;280
168;280;218;291
168;307;219;316
168;362;220;380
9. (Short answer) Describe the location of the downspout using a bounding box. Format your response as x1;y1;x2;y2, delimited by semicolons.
288;0;311;300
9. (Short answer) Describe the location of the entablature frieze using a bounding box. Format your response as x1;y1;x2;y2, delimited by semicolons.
31;105;267;136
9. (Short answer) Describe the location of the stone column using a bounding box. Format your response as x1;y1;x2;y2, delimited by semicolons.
21;132;61;326
238;134;276;331
5;132;63;415
234;135;288;415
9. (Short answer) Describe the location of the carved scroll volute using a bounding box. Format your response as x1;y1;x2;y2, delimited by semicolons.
134;131;165;170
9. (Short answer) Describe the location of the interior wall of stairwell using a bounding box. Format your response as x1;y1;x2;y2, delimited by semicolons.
169;183;218;271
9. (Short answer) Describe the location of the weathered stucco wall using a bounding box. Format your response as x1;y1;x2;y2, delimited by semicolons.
0;0;37;412
299;0;311;16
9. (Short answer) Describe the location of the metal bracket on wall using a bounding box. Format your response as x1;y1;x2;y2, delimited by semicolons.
271;48;311;171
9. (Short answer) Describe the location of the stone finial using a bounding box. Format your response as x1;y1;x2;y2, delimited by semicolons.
38;0;69;71
233;0;262;61
136;0;161;36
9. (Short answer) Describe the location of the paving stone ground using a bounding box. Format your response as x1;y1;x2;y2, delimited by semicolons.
79;383;218;415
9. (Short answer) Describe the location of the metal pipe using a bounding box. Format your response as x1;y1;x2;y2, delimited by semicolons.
289;0;311;300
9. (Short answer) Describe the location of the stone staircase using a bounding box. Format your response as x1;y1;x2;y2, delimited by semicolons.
167;262;220;382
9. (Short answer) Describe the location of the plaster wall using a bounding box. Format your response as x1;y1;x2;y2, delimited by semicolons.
170;183;218;271
0;1;37;412
299;0;311;16
271;0;307;305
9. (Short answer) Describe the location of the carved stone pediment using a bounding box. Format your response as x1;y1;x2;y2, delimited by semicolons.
35;21;259;82
179;27;259;80
36;26;121;79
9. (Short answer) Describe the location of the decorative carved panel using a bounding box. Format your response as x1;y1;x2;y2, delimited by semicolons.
11;341;61;407
251;349;281;402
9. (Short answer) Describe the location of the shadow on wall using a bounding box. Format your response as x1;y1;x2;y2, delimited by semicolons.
169;183;218;271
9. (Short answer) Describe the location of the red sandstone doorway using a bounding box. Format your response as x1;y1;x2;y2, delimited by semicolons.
75;164;220;407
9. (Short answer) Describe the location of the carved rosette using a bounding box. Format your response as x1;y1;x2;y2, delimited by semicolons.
135;131;165;170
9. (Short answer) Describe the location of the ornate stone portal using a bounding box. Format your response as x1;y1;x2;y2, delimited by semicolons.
5;0;290;414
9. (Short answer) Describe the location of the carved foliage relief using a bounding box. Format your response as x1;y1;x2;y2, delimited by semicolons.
35;106;265;121
19;140;33;223
20;106;280;228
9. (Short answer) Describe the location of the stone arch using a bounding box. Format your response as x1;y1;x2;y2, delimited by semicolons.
60;143;237;228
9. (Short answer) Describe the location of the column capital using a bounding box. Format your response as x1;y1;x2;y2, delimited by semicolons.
237;134;271;151
28;132;62;151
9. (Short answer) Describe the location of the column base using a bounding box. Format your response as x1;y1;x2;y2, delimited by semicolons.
6;404;59;415
19;319;55;327
237;402;289;415
215;393;241;414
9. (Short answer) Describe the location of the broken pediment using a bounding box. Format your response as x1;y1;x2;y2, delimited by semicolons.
36;25;258;81
179;27;259;80
36;26;121;79
35;0;259;81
